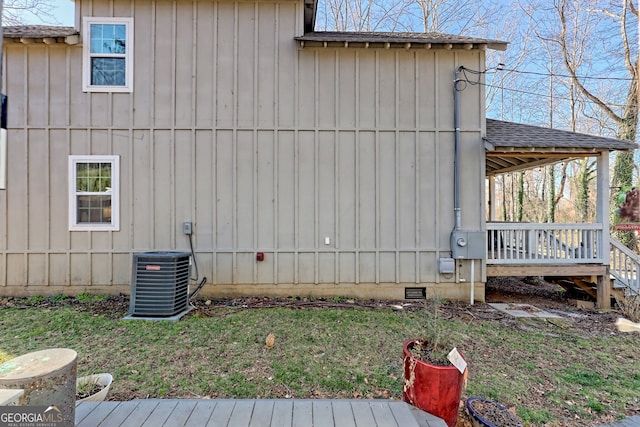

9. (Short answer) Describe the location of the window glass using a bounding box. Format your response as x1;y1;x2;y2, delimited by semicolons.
76;162;112;193
90;58;126;86
77;194;112;224
90;24;126;54
83;18;133;92
69;156;119;231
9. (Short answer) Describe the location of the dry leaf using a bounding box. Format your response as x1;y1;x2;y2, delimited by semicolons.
265;332;275;349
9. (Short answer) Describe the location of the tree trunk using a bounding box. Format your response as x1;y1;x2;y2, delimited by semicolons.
611;75;638;250
517;171;524;222
547;165;555;223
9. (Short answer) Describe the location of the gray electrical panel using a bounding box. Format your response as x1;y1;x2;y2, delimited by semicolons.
451;230;485;259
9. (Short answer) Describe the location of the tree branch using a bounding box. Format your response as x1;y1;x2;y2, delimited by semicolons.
621;0;637;78
557;0;624;125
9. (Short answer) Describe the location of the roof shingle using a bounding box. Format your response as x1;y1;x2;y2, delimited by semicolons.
3;25;78;39
486;119;637;151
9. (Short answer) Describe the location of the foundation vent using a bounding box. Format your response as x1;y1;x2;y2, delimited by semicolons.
404;287;427;299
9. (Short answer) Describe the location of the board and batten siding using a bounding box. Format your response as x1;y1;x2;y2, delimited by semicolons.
1;0;486;299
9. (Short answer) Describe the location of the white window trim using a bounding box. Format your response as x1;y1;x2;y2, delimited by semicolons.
69;155;120;231
82;17;134;93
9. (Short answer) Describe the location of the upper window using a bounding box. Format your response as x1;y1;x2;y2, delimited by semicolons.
69;155;120;231
82;17;133;92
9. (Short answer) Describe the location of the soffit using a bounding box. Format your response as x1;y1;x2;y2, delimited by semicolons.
296;31;507;51
485;119;638;176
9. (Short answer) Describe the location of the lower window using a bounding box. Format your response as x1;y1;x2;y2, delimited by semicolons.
69;155;120;231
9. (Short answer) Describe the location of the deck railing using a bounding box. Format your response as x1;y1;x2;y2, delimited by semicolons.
486;223;604;265
610;238;640;294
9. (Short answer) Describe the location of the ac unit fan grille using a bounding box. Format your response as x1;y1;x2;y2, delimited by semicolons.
130;251;191;317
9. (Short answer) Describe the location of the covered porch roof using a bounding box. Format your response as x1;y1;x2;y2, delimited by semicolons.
485;119;638;176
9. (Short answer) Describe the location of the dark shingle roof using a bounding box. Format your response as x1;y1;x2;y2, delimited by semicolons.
486;119;637;151
3;26;78;39
296;31;507;50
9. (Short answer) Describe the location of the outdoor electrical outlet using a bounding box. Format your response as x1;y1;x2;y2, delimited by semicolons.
183;221;192;235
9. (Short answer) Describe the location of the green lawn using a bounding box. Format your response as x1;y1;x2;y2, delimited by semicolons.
1;294;638;426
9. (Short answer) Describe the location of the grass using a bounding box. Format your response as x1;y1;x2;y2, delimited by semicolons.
0;295;639;426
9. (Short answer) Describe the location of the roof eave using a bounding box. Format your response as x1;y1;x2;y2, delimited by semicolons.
3;26;80;45
4;35;79;45
295;35;507;51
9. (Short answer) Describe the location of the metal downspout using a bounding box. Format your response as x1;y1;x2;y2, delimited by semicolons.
453;65;463;232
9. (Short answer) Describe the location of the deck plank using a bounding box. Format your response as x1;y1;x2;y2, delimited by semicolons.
409;406;448;427
186;400;217;426
96;401;140;427
270;400;293;427
350;400;377;427
292;400;313;427
312;400;334;427
369;400;402;427
228;400;256;427
75;402;118;427
249;399;274;427
139;399;178;427
388;401;422;427
163;399;198;426
206;400;236;427
329;400;356;427
117;400;159;426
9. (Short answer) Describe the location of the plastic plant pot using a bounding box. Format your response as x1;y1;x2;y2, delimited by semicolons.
76;373;113;402
465;397;523;427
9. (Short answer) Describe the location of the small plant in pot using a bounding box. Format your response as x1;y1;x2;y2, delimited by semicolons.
76;373;113;402
466;397;523;427
403;298;467;427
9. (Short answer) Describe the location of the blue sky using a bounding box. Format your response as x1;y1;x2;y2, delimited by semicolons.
20;0;74;25
54;0;75;26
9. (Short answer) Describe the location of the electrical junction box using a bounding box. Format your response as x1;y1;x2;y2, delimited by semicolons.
183;221;192;235
439;258;455;274
451;230;485;259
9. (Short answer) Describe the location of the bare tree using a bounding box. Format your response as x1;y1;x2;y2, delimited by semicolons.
317;0;506;34
555;0;638;249
3;0;60;26
574;160;597;222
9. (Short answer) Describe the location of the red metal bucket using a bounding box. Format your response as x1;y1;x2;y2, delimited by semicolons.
402;339;465;427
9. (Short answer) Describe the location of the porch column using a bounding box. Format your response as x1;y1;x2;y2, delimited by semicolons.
596;151;610;265
488;176;496;221
597;151;611;309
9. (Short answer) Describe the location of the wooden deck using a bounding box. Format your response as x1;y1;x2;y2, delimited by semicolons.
75;399;447;427
486;263;607;278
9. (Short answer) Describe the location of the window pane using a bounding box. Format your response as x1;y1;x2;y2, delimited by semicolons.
76;195;112;224
90;24;126;54
76;162;112;192
91;58;126;86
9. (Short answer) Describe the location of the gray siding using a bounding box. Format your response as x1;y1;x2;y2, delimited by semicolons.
1;0;486;299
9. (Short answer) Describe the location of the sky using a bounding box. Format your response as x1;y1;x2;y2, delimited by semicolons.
18;0;75;26
54;0;75;26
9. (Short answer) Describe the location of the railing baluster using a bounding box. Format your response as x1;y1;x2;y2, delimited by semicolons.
486;222;605;265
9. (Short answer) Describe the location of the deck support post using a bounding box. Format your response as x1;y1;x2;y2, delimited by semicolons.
596;270;611;309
